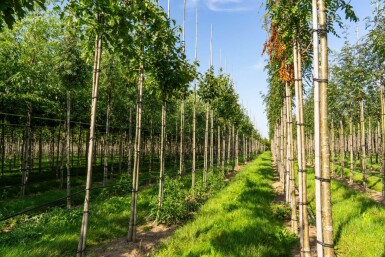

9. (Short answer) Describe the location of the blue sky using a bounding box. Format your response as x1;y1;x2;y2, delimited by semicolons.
160;0;374;139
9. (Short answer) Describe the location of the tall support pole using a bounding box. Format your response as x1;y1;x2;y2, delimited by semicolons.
192;9;198;190
77;15;103;256
313;0;324;255
179;0;187;178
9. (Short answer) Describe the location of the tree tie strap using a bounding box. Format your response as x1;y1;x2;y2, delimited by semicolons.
94;69;101;73
298;169;306;173
301;250;312;253
315;176;331;183
313;28;327;36
298;202;308;206
313;78;329;83
317;240;334;248
294;79;302;81
289;178;295;181
296;122;305;126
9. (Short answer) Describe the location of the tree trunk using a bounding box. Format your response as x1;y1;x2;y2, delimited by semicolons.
103;79;112;186
222;127;226;173
286;82;298;235
235;130;239;167
380;81;385;204
227;124;231;173
319;0;334;255
77;24;102;256
127;55;143;242
157;100;166;222
340;119;345;179
127;107;132;176
331;120;335;176
360;99;367;191
231;124;235;172
217;125;221;169
294;41;310;255
210;109;214;171
21;108;31;197
179;95;185;178
349;116;354;184
203;104;209;185
66;90;71;209
313;0;324;255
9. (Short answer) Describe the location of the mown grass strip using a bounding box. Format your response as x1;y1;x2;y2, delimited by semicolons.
305;166;385;257
153;152;297;257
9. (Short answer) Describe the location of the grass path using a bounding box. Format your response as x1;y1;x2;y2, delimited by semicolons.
303;165;385;257
153;152;297;257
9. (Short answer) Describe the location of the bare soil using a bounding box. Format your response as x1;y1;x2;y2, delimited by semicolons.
272;176;317;257
87;224;178;257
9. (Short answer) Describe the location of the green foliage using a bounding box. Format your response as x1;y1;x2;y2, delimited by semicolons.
0;0;45;30
149;172;225;225
271;201;291;220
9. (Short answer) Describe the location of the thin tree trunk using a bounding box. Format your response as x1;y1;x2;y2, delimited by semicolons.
349;116;354;184
286;82;298;235
235;130;239;167
331;120;335;176
118;131;123;175
319;0;334;255
203;104;209;185
313;0;324;255
21;108;31;197
77;24;102;256
294;41;310;255
66;90;71;209
381;83;385;204
127;107;132;176
231;124;235;172
210;109;213;171
191;8;198;190
127;53;144;242
217;125;221;169
179;95;185;178
222;128;226;173
157;100;166;222
360;99;367;191
340;119;345;179
227;124;231;174
103;79;112;186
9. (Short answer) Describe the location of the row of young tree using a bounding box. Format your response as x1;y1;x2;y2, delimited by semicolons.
260;0;379;256
0;0;265;255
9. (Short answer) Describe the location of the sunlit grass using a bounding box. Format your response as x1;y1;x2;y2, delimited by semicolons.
153;152;297;257
305;165;385;257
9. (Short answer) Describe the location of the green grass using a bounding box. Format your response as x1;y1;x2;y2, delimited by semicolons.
153;152;297;257
331;157;383;192
304;166;385;257
0;154;253;257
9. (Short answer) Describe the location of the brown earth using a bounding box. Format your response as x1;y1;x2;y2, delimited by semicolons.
272;177;317;257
